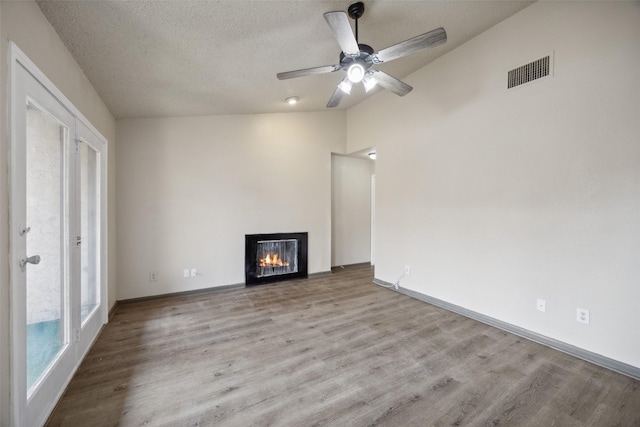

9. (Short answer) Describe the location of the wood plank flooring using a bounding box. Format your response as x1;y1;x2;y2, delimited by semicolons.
47;265;640;426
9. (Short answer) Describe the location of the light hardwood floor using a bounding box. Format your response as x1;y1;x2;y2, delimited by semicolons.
47;265;639;426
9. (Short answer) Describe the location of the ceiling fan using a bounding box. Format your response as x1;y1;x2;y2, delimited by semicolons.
277;2;447;108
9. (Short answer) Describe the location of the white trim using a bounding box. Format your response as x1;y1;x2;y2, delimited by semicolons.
8;38;25;427
370;175;375;266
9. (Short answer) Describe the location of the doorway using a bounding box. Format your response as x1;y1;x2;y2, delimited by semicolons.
330;152;375;267
9;43;108;427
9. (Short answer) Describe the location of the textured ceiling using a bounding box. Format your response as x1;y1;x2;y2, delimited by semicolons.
36;0;534;119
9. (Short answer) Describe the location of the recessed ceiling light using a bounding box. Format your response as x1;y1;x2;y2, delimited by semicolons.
368;152;376;160
286;96;299;105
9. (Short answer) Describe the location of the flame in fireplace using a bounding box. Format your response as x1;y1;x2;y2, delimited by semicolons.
259;253;290;267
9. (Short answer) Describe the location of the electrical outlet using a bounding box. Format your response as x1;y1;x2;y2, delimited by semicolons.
536;298;546;312
577;308;590;325
183;269;190;278
404;265;411;275
149;271;158;282
190;268;197;277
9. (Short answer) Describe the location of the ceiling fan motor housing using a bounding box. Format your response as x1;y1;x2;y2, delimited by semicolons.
339;43;374;72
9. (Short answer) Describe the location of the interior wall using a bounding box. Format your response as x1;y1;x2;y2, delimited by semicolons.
116;112;345;300
0;3;4;424
331;154;373;266
0;2;117;424
347;1;640;369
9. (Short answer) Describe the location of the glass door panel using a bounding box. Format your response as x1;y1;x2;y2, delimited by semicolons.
79;140;100;324
25;100;69;395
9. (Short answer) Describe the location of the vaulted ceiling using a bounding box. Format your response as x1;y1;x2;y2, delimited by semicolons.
37;0;533;119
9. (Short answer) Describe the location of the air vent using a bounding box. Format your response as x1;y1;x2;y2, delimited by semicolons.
507;55;551;89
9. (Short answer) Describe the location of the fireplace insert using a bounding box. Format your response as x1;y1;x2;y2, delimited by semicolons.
245;232;308;285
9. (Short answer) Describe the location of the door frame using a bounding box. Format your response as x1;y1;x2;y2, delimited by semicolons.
8;42;108;427
370;174;375;266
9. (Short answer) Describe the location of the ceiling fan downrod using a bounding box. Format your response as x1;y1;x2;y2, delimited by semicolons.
348;2;365;43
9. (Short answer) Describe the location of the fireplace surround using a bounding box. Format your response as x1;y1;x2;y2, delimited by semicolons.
245;232;308;286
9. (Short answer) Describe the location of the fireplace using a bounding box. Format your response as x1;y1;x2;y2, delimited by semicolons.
245;232;308;286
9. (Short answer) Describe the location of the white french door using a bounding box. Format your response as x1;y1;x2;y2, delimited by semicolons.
9;43;108;427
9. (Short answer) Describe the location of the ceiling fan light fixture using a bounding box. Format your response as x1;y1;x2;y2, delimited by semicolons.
286;96;299;105
338;79;353;94
363;73;377;92
347;63;365;83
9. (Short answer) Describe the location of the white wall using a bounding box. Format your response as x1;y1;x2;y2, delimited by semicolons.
116;112;345;299
0;4;4;424
0;2;117;424
331;154;373;266
347;1;640;369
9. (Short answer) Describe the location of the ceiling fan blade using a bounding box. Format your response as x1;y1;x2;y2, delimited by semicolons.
326;81;348;108
371;71;413;96
277;65;341;80
374;27;447;63
323;11;360;56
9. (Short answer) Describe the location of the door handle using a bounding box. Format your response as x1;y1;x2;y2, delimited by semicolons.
19;255;41;270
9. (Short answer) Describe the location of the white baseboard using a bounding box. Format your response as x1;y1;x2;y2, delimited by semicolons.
373;278;640;381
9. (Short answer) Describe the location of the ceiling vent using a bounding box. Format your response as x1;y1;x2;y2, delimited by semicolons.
507;55;551;89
